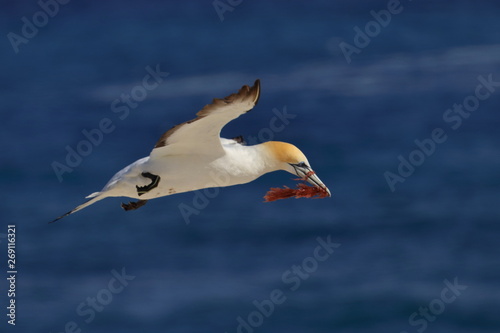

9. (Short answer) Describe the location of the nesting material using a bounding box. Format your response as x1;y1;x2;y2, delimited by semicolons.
264;183;330;202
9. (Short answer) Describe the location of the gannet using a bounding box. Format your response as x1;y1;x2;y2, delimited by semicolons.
51;80;330;223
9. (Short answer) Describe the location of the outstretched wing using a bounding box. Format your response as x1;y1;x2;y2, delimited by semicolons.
150;79;261;159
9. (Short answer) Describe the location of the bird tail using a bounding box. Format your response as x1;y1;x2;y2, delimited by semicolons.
49;192;107;223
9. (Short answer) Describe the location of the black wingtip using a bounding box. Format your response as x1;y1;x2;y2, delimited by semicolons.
252;79;261;105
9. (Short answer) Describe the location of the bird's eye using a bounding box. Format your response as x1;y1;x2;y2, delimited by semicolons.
297;162;307;168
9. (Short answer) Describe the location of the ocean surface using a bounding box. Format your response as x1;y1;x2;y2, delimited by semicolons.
1;1;500;332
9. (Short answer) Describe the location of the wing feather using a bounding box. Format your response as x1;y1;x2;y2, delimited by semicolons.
150;79;260;158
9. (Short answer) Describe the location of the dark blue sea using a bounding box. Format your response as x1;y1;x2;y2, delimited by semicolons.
1;1;500;332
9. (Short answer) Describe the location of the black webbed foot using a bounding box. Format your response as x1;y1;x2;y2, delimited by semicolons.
121;199;148;211
136;172;161;196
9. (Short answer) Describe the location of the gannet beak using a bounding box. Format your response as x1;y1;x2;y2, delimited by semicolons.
291;163;331;197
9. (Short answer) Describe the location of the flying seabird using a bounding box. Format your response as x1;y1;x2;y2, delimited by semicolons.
51;80;330;223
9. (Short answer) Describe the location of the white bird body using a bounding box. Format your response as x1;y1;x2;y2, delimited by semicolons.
91;140;275;200
51;80;330;222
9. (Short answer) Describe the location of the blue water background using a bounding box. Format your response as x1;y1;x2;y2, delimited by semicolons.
1;1;500;332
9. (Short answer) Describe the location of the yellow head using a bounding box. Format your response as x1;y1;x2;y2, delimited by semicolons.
262;141;308;168
261;141;331;196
